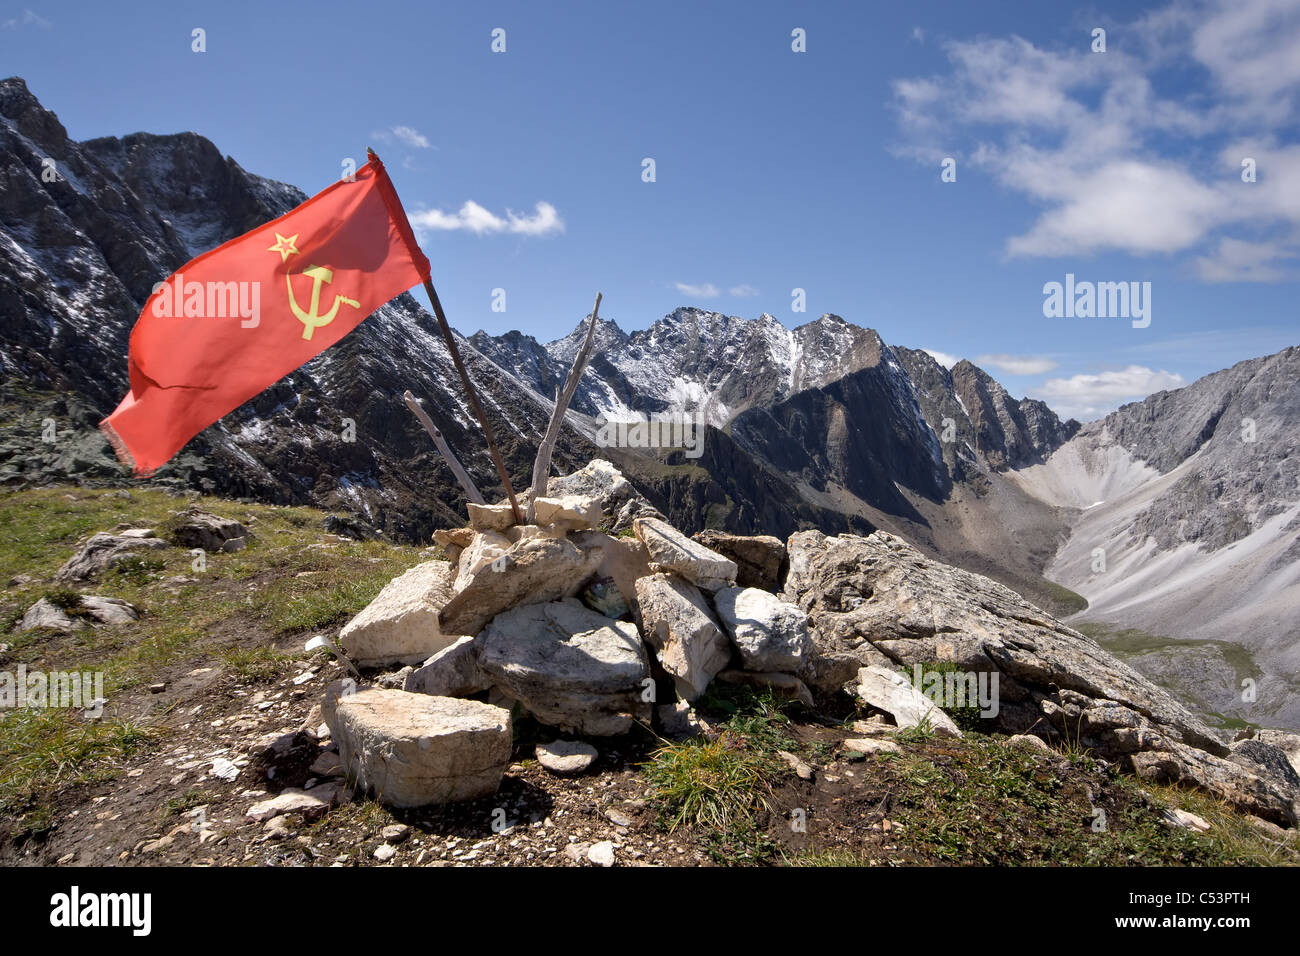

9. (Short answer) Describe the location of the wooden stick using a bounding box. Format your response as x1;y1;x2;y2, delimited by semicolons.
418;276;523;523
367;147;523;523
403;390;485;505
527;292;602;522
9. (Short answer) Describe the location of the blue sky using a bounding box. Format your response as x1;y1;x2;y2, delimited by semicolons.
4;0;1298;419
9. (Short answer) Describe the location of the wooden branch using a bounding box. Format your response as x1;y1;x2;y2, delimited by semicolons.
527;292;602;522
403;390;486;505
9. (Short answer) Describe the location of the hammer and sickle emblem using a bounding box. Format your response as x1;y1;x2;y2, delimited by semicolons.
286;265;360;340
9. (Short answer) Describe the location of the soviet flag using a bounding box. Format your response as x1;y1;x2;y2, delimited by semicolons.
100;153;430;475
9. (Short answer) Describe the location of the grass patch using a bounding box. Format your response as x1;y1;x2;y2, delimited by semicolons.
879;734;1298;865
645;733;773;834
221;646;293;683
1039;578;1089;615
645;683;796;864
0;485;422;827
0;708;158;835
784;847;875;867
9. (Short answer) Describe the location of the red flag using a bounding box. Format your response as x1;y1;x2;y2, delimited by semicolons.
100;154;430;475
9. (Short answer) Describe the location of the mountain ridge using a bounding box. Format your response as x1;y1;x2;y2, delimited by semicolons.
3;75;1298;729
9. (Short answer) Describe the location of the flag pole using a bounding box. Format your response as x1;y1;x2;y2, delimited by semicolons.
368;148;524;524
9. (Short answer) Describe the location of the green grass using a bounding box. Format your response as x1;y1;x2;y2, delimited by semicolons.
0;485;423;826
645;734;774;833
0;708;158;835
644;683;798;863
221;646;294;683
1075;621;1261;684
1039;578;1089;615
878;734;1298;865
784;847;875;867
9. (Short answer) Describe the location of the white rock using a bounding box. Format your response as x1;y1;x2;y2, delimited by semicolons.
535;740;598;775
373;843;398;862
332;689;512;808
246;784;339;822
1007;733;1055;755
533;495;601;530
635;573;731;701
17;595;140;631
1162;808;1211;832
633;517;737;591
714;587;814;674
466;502;516;532
382;823;412;844
16;599;75;632
454;531;513;589
777;750;815;780
587;840;616;867
338;560;462;667
309;750;343;777
856;665;962;737
843;737;901;755
80;596;139;625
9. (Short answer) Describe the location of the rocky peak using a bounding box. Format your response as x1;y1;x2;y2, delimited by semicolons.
950;359;1076;470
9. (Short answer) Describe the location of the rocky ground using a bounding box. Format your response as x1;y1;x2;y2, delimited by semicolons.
2;478;1298;867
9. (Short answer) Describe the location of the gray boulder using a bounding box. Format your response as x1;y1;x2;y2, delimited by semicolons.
635;572;731;701
18;594;139;631
778;529;1300;825
440;531;603;637
330;689;512;807
714;586;813;674
477;598;650;735
783;529;1225;754
634;517;736;591
404;635;491;698
167;509;250;552
55;532;167;582
1230;738;1300;790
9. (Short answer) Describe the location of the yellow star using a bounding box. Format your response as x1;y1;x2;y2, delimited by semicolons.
268;232;300;263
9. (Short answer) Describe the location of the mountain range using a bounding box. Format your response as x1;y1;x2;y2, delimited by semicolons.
2;76;1297;729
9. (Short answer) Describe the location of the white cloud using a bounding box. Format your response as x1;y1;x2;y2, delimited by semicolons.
975;353;1058;375
674;282;721;298
410;201;564;236
890;1;1300;276
373;125;432;149
2;9;51;29
922;348;960;369
911;26;925;43
1032;365;1185;420
1191;0;1300;122
729;284;760;297
390;125;430;149
1195;236;1297;282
